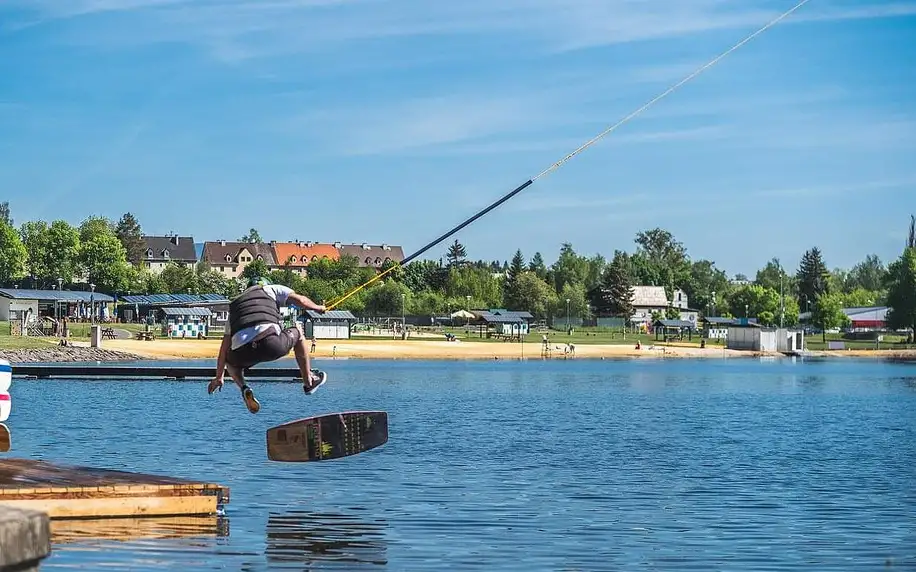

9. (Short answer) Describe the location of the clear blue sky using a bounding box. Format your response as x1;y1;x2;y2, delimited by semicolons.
1;0;914;278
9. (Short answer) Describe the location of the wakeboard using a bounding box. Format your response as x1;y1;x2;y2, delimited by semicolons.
266;411;387;462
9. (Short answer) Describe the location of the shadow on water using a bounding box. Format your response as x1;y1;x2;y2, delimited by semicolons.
265;509;388;568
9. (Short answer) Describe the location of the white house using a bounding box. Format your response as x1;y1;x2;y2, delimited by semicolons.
630;286;670;329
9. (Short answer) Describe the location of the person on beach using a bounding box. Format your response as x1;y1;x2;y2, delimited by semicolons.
208;277;327;413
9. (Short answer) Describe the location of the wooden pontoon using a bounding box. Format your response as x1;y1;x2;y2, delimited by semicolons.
0;459;229;519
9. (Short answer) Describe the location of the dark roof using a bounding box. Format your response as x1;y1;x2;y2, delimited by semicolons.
654;319;695;329
122;294;228;306
162;307;212;316
0;288;114;303
201;241;277;266
704;317;737;325
302;309;357;321
474;310;523;323
141;236;197;262
490;309;534;320
338;244;405;267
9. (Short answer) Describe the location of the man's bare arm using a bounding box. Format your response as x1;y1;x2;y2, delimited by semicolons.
215;332;231;379
286;292;326;312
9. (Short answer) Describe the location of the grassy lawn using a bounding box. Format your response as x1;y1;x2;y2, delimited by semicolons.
0;334;57;350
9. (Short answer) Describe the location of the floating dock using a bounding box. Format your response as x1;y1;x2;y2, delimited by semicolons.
11;364;302;380
0;459;229;519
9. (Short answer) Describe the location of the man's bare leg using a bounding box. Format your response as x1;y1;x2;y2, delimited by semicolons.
293;322;325;394
227;364;260;413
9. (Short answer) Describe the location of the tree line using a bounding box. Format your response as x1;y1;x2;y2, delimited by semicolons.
0;202;913;335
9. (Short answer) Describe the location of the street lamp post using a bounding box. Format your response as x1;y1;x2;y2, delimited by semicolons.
745;303;749;319
711;290;716;317
465;295;471;337
56;277;63;319
401;293;406;340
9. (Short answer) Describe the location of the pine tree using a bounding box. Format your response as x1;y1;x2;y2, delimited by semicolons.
115;212;145;263
446;239;467;268
796;247;830;309
908;214;915;249
588;253;634;322
503;249;525;309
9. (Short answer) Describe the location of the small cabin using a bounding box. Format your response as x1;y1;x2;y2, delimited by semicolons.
160;307;212;339
300;309;358;340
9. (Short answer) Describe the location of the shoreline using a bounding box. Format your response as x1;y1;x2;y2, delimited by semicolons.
2;338;914;364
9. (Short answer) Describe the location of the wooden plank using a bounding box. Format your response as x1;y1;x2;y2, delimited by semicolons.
10;365;303;380
0;459;228;519
0;495;218;519
267;411;388;462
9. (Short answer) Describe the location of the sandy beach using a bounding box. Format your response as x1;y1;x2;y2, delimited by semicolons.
77;337;913;361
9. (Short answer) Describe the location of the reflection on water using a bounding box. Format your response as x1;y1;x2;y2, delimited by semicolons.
266;510;388;568
51;515;229;544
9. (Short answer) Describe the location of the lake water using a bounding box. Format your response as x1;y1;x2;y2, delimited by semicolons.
8;357;916;570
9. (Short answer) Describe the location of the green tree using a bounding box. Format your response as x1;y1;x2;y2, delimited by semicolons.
811;292;850;342
18;221;49;282
588;251;634;322
446;265;503;309
446;239;467;268
908;215;915;249
44;221;81;286
240;259;270;282
408;290;448;316
884;247;916;338
528;252;548;279
0;222;27;285
755;258;795;295
160;262;199;294
840;287;881;308
553;282;589;324
402;260;447;292
684;259;731;316
728;284;799;327
511;271;557;319
796;247;830;309
79;216;115;243
632;228;691;297
115;212;145;263
848;254;886;292
239;228;262;243
363;280;411;316
502;249;526;310
550;243;590;294
79;234;131;292
0;202;11;226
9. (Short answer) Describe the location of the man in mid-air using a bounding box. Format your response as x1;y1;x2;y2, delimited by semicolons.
208;277;327;413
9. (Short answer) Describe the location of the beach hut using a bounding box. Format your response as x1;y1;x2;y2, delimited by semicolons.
300;309;357;340
159;307;212;339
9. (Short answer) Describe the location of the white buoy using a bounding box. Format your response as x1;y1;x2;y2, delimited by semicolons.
0;359;10;422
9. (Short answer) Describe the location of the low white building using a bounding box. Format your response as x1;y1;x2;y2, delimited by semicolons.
301;309;357;340
776;328;805;352
726;322;778;352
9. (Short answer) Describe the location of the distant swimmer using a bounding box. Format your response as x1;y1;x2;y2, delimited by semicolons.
208;276;328;413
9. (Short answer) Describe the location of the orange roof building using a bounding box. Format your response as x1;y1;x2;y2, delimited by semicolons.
271;241;340;270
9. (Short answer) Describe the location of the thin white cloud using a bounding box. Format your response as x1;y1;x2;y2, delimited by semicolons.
7;0;916;59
